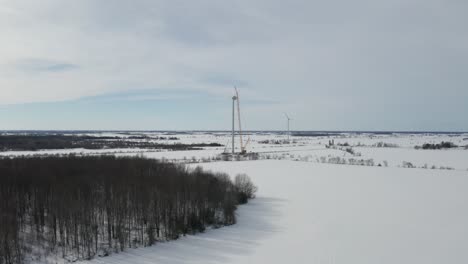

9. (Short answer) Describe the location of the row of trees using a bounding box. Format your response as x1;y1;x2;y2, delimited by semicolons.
0;156;254;264
415;141;458;150
0;135;221;151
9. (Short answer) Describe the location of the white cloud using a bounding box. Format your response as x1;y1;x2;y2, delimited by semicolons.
0;0;467;130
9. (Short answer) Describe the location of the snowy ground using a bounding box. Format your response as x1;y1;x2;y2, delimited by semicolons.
3;131;468;263
80;160;468;264
3;131;467;170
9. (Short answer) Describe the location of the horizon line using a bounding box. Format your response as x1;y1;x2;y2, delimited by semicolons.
1;130;467;134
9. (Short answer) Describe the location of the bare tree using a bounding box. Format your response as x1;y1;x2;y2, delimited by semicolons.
234;174;258;204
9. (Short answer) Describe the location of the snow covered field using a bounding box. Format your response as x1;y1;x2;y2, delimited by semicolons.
80;160;468;264
2;132;467;170
3;131;468;263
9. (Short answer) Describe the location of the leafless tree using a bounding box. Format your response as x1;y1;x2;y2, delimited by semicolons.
234;174;258;204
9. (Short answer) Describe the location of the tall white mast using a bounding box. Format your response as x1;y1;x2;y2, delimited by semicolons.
284;113;292;142
232;95;237;154
235;87;245;153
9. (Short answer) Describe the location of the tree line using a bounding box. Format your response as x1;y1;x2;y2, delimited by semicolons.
415;141;458;150
0;135;221;151
0;156;254;263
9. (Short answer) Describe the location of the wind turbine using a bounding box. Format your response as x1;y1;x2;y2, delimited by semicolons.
232;93;237;155
235;87;247;154
284;113;292;143
229;87;249;155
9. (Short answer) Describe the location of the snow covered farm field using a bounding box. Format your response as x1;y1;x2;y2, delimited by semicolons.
3;131;468;264
76;160;468;264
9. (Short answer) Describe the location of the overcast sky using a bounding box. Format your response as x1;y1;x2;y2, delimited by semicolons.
1;0;467;131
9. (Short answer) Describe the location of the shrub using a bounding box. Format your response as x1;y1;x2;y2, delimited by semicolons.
234;174;258;204
374;142;398;148
402;161;415;168
345;147;355;155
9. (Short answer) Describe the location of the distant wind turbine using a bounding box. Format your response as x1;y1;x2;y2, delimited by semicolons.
284;113;292;142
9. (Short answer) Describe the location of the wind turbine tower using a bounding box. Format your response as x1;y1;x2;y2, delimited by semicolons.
284;113;292;142
232;94;237;154
221;87;253;159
